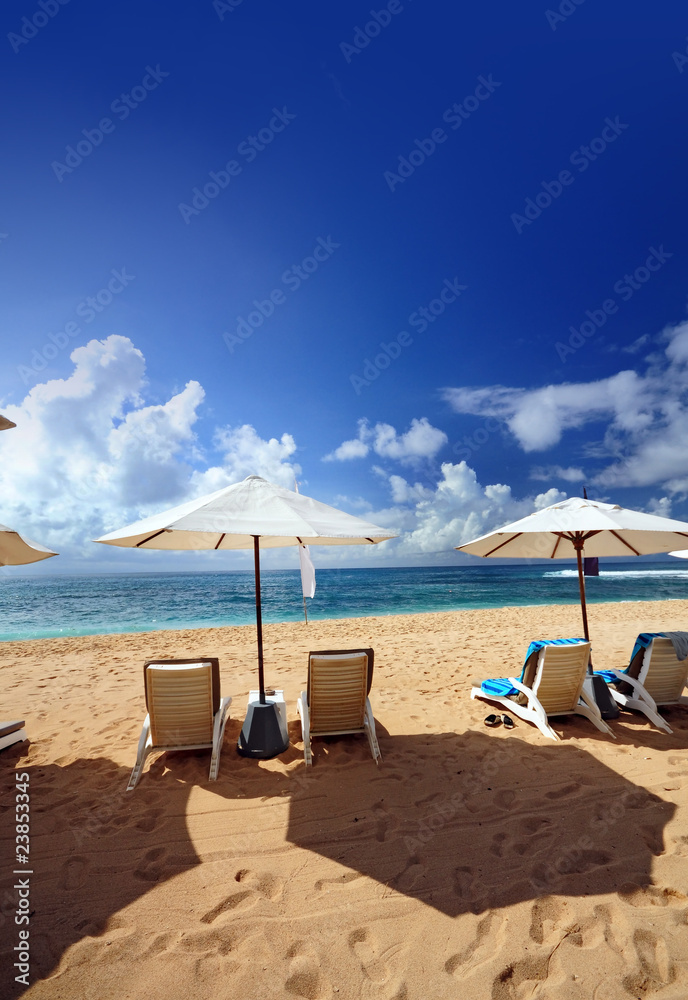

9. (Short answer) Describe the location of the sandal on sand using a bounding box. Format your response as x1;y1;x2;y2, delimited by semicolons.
484;714;501;727
502;714;515;729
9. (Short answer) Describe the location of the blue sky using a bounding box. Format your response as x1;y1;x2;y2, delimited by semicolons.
1;0;688;572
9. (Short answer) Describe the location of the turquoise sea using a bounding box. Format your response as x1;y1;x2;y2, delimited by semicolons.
1;563;687;641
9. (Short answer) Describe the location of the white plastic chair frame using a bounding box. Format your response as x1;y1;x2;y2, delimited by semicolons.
603;637;688;735
297;650;381;766
0;720;27;752
472;641;614;742
127;660;231;791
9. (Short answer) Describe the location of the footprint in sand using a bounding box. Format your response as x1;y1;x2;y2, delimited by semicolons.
285;941;330;1000
623;929;678;995
493;954;550;996
490;832;508;858
133;846;167;882
135;808;164;833
618;882;687;908
493;789;516;810
445;911;505;975
373;802;399;843
59;855;89;891
545;781;580;800
452;866;482;911
528;897;565;945
234;868;284;901
348;927;406;987
392;854;425;894
314;871;364;893
200;870;284;922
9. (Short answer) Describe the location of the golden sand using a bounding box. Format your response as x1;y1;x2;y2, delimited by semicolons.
2;599;688;999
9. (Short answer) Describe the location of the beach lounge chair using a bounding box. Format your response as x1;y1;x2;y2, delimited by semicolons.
127;658;231;791
296;648;381;766
0;719;26;752
595;633;688;734
471;639;615;742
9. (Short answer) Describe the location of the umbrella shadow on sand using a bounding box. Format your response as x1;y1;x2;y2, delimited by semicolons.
282;723;679;919
0;720;679;988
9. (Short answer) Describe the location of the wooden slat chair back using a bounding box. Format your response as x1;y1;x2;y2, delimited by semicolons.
531;643;589;716
297;648;380;764
146;663;215;746
638;638;688;704
308;651;369;735
127;657;230;790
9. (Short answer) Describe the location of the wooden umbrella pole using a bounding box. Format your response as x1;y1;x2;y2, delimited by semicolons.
253;535;266;703
303;596;308;624
574;539;590;643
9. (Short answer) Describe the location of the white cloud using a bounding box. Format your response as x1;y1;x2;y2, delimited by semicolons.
388;474;434;504
443;319;688;492
0;336;302;557
645;496;673;518
324;417;447;466
621;334;650;354
373;462;567;556
530;465;585;483
195;424;300;491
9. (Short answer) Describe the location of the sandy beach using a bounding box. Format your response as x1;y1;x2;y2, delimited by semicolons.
2;599;688;999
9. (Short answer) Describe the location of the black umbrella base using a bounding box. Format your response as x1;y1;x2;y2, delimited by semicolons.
589;674;621;720
237;701;289;759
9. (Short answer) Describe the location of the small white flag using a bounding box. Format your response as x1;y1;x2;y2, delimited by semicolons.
299;544;316;599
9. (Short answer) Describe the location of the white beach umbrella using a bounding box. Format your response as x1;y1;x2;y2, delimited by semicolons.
95;475;397;757
456;496;688;641
669;551;688;559
0;417;58;564
0;523;58;566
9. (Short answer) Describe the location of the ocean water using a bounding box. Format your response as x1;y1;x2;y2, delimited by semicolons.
0;563;687;641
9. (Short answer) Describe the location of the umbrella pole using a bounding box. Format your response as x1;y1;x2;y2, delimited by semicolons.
253;535;266;704
303;596;308;624
574;541;590;643
237;533;289;757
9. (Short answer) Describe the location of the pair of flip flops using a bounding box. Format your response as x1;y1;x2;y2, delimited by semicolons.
484;714;515;729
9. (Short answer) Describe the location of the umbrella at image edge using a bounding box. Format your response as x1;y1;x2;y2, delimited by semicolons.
0;524;58;566
94;475;398;759
456;496;688;643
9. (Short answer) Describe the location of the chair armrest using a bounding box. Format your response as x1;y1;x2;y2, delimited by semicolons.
608;671;658;710
508;678;530;697
579;685;603;717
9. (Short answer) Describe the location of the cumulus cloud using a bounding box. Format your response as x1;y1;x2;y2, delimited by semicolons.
324;417;447;466
190;424;301;493
530;465;585;483
442;319;688;492
0;336;302;557
372;462;566;556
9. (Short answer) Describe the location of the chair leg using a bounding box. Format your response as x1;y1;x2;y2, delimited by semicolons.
209;697;232;781
127;718;153;791
616;695;672;734
577;688;616;737
574;702;616;736
364;699;381;764
297;694;312;766
529;712;560;742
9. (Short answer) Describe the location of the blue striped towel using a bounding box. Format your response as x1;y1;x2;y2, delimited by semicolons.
481;637;588;698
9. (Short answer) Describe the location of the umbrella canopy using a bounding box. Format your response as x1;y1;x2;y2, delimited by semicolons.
0;414;17;431
456;496;688;640
669;551;688;559
95;475;395;550
95;476;397;714
0;523;58;566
